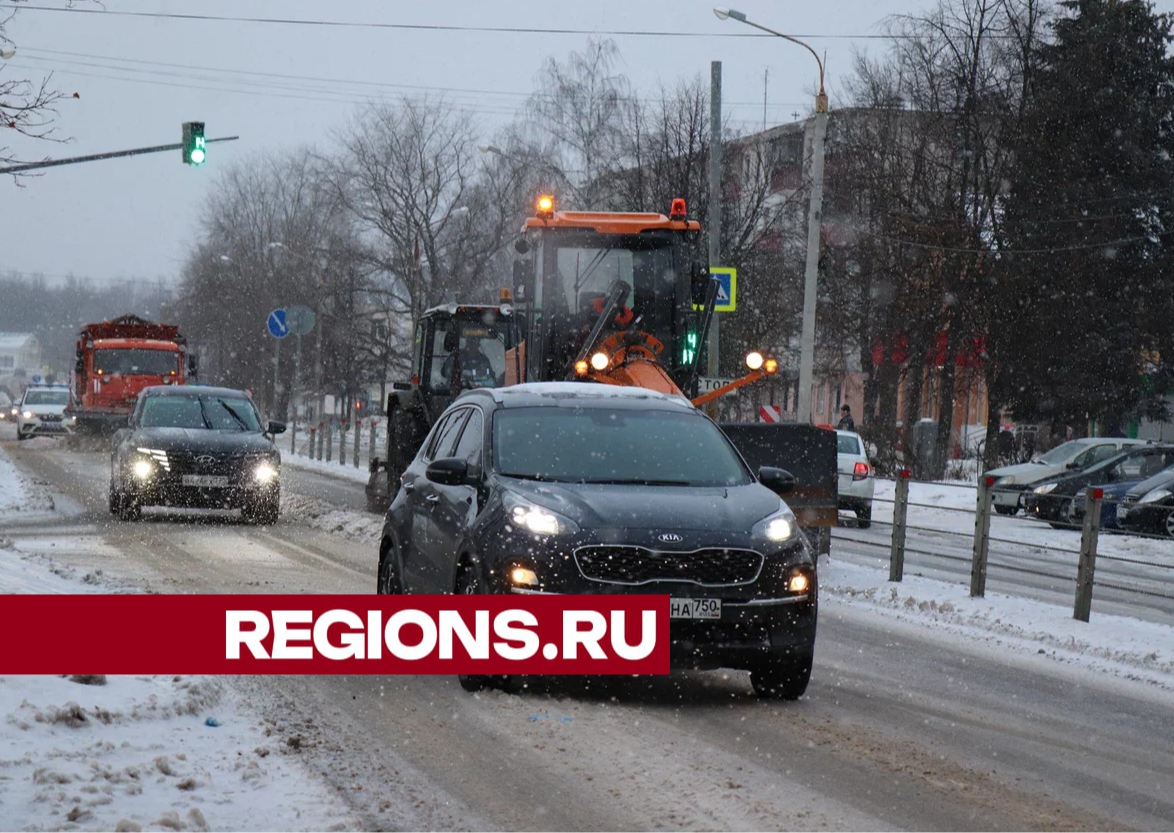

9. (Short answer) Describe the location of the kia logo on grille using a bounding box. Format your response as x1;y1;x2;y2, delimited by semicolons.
656;533;684;544
195;455;215;466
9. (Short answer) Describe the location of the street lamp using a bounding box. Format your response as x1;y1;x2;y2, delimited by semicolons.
714;7;828;425
0;48;16;60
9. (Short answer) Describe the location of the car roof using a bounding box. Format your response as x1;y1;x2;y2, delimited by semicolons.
459;382;696;411
139;385;251;399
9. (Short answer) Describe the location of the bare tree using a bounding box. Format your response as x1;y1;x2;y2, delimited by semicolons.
0;1;93;176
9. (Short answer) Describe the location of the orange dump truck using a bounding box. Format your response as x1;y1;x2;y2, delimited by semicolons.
66;314;196;435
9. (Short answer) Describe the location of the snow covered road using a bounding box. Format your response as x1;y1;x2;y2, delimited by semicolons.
3;433;1174;830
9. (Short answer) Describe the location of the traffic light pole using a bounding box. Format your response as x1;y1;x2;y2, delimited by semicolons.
0;136;239;175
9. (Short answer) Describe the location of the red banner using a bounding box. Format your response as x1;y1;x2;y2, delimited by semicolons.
0;595;671;675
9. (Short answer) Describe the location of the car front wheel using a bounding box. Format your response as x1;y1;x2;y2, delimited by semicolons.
1165;510;1174;540
454;562;522;694
750;651;813;700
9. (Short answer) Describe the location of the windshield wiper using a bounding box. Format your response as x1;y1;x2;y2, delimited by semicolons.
498;472;575;483
219;400;250;431
195;397;214;429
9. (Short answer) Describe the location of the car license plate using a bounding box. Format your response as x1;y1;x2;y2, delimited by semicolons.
182;475;228;488
669;598;721;619
1116;504;1128;521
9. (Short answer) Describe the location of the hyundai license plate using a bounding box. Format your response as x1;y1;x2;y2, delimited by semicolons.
182;475;228;488
669;598;722;619
1116;504;1128;521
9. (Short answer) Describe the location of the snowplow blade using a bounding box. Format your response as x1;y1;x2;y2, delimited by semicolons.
720;422;838;554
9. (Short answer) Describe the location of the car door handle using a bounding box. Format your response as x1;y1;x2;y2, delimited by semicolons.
425;494;440;504
403;481;415;493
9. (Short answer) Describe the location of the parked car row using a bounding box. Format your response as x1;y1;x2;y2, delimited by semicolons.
992;439;1174;537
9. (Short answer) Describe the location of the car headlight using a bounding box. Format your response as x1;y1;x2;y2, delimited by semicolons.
502;492;578;536
752;504;797;543
1033;483;1058;495
993;475;1014;486
132;459;154;479
1139;488;1172;505
22;410;33;419
254;462;278;483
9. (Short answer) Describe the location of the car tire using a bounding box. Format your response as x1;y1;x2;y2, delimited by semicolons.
994;505;1017;516
454;561;521;695
855;505;872;529
243;490;280;525
117;495;141;522
750;651;813;700
377;541;403;595
1165;510;1174;540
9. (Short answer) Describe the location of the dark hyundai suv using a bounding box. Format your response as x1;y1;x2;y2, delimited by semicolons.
377;382;817;699
110;385;284;523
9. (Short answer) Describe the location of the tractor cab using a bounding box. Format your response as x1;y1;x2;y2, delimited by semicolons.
509;196;713;398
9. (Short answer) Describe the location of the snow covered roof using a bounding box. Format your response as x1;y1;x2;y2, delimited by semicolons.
471;381;694;410
0;333;35;350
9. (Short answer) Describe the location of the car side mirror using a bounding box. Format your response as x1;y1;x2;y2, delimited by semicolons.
426;456;471;486
267;420;286;436
758;466;796;496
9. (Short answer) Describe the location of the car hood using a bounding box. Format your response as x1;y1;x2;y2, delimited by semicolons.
128;427;277;456
499;478;783;532
986;461;1063;484
24;404;67;415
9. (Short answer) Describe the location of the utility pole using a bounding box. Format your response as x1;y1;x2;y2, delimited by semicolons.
796;101;827;425
707;60;722;418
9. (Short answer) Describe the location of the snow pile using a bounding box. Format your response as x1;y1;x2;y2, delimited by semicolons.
821;559;1174;689
282;452;373;485
281;492;382;544
0;444;57;520
0;674;358;832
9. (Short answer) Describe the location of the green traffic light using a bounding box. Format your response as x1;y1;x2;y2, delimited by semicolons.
190;147;205;165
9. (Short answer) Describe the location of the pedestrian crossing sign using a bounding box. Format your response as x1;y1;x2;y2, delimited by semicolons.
693;267;737;313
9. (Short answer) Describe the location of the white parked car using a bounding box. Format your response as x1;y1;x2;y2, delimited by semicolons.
16;385;74;440
836;430;874;528
987;437;1146;515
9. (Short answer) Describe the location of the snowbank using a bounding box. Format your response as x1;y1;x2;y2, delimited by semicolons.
280;492;382;544
0;503;358;830
0;444;57;521
821;558;1174;690
281;452;372;485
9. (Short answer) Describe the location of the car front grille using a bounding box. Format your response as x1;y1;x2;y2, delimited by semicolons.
573;546;764;587
164;451;247;477
39;414;63;423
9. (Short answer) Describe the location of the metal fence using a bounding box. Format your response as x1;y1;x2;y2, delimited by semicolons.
288;414;385;470
831;472;1174;622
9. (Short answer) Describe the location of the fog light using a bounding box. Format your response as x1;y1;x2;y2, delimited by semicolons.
254;462;278;484
132;460;154;479
788;573;809;593
590;351;610;371
574;359;589;376
510;567;539;587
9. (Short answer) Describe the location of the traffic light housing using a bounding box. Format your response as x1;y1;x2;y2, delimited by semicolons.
182;121;206;166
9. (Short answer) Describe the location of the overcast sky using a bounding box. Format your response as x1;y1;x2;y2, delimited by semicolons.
1;0;914;286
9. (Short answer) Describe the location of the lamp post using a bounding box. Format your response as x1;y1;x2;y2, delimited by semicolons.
714;7;827;424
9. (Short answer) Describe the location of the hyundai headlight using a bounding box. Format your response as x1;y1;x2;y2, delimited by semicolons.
254;462;278;484
1139;488;1171;505
132;459;154;479
502;492;578;536
752;504;797;543
1033;482;1058;495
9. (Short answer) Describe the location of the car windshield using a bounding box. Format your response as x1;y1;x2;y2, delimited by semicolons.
1035;440;1087;465
23;389;69;406
493;406;752;486
139;395;261;431
94;348;179;376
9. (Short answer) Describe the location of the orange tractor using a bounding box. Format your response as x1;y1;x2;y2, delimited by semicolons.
369;196;836;550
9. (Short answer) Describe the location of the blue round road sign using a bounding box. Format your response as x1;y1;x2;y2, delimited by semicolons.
267;309;289;339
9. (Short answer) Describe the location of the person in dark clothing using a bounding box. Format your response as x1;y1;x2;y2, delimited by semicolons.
837;404;855;431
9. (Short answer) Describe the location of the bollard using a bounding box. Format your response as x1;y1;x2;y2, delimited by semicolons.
316;422;324;460
889;469;911;582
308;426;316;459
369;418;378;467
1074;486;1103;622
970;474;994;597
290;417;297;455
326;417;334;463
338;420;347;466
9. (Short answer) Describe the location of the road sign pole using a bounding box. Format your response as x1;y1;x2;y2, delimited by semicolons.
293;332;302;444
707;60;722;420
272;337;281;418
